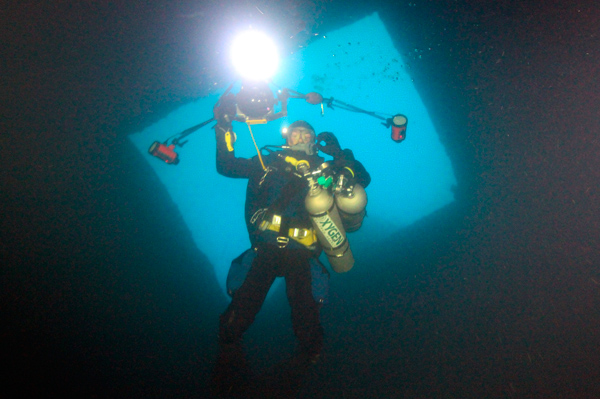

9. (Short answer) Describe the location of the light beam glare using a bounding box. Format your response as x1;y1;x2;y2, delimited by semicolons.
231;31;279;81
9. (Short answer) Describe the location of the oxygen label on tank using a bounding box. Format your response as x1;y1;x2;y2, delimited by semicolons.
314;214;344;248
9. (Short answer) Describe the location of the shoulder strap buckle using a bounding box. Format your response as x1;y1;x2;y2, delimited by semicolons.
276;236;290;248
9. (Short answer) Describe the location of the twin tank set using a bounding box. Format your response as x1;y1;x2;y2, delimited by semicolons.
293;159;367;273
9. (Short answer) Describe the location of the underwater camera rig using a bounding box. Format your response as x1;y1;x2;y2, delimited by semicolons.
148;81;408;164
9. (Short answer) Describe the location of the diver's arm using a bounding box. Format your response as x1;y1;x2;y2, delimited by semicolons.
215;123;255;178
337;149;371;188
351;158;371;188
316;132;370;188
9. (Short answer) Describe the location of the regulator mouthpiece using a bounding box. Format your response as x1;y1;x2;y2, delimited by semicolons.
390;114;408;143
149;141;180;164
290;142;316;156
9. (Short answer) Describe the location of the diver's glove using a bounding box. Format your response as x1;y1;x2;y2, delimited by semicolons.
213;93;237;151
215;124;237;153
316;132;343;159
317;131;356;172
213;92;236;128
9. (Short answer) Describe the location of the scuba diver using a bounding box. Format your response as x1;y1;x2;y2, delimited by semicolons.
210;83;370;396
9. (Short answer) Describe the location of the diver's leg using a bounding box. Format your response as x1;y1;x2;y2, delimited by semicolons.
213;247;278;396
219;246;277;344
285;251;323;361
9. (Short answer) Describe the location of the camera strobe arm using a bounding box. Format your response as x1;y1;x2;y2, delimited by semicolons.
323;97;387;123
171;117;216;147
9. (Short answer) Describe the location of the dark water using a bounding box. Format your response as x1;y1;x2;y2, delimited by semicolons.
3;0;599;398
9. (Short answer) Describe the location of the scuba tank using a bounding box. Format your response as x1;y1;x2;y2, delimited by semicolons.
334;175;367;233
297;161;355;273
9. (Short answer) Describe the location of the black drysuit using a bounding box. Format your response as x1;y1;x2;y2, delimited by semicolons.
215;126;370;356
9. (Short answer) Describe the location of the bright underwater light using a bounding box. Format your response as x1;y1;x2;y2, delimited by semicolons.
231;30;279;81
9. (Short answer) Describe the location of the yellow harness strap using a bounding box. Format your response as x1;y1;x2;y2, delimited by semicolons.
266;223;317;247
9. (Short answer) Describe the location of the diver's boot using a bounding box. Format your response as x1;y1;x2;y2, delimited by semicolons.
211;339;254;398
307;352;321;365
303;350;321;365
296;341;322;365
